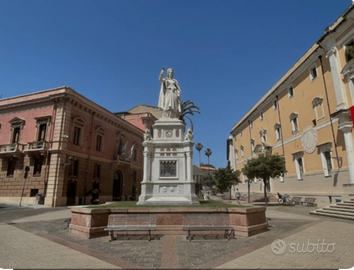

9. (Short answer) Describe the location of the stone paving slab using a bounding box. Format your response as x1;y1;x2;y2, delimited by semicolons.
1;202;354;269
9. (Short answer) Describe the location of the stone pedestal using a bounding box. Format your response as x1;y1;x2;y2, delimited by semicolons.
137;119;199;205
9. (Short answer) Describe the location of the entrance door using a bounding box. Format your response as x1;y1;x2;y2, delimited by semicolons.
66;180;77;206
112;171;122;201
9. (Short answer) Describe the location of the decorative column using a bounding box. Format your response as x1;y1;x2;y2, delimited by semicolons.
327;47;348;110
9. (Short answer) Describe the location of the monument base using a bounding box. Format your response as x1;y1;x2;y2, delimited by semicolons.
137;194;200;205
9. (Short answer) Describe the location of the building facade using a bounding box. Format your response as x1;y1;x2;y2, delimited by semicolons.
0;87;153;206
228;4;354;200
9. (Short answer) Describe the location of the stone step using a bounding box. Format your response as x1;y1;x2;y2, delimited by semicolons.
310;210;354;221
326;206;354;213
316;208;354;216
330;203;354;209
328;205;354;211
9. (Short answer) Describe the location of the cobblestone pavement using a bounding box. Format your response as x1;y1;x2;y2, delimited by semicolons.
0;202;353;269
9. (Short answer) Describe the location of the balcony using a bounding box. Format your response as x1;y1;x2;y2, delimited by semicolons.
0;143;25;158
23;141;49;156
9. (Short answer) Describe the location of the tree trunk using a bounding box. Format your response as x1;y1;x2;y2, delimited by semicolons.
263;179;268;206
247;182;251;203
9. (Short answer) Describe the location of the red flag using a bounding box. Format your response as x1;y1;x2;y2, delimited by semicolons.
351;106;354;127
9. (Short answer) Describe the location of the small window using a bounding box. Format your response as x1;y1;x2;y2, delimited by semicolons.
95;127;105;151
12;127;21;143
249;120;253;129
288;85;294;98
235;149;238;160
259;129;267;143
260;111;264;121
240;146;244;158
273;99;278;110
9;117;25;144
274;123;282;141
73;126;81;146
33;156;44;176
312;97;324;120
251;139;255;152
133;148;138;161
309;65;318;82
69;159;79;177
240;130;243;137
72;118;85;146
96;135;103;151
93;163;101;179
35;116;51;142
290;113;299;133
6;158;17;177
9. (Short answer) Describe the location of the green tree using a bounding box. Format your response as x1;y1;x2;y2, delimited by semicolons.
213;164;241;200
241;154;287;205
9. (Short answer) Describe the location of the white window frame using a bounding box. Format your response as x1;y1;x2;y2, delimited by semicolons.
273;99;278;110
312;97;325;121
241;145;244;158
260;111;264;121
235;149;238;160
259;129;267;143
288;85;294;98
274;123;281;141
251;139;255;152
309;64;318;82
290;113;299;133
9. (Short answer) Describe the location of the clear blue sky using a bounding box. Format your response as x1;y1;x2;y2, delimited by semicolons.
0;0;351;168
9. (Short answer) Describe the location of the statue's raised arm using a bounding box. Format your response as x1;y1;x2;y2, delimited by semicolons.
158;68;182;119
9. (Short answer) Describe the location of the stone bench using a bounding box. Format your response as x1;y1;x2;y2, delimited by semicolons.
104;214;156;241
301;197;317;207
182;213;235;241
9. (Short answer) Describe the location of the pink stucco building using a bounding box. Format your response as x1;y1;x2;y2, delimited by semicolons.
0;86;156;206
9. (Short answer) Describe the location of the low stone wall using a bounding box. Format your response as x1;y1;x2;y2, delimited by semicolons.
69;206;267;239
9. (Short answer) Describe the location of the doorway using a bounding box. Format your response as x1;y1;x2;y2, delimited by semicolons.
66;179;77;206
112;171;122;201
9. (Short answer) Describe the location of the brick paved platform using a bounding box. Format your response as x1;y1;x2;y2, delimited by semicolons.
0;201;353;269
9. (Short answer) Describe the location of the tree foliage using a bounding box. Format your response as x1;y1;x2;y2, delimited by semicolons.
241;154;287;205
213;165;241;196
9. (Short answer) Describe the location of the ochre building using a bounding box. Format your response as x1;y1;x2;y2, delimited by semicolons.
228;4;354;203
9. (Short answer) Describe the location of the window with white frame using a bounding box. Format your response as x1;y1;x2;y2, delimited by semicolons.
249;120;253;129
288;85;294;98
240;130;243;137
290;113;299;133
312;97;324;120
293;152;304;180
273;99;278;110
235;149;238;160
274;123;281;141
318;143;333;177
259;129;267;143
72;117;85;146
309;64;318;82
251;139;255;152
260;111;264;121
241;145;244;157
